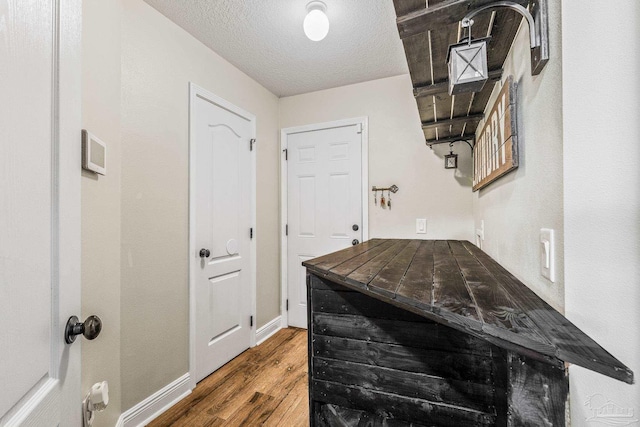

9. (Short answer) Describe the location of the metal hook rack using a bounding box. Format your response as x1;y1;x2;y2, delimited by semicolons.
372;185;399;193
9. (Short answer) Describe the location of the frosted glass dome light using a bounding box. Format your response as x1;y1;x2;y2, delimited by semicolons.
304;1;329;41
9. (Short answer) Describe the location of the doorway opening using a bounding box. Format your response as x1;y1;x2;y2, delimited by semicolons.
189;83;257;386
280;117;369;328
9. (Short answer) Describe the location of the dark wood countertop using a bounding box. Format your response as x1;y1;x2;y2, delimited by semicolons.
303;239;634;384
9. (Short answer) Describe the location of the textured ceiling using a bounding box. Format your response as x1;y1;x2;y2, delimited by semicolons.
143;0;409;97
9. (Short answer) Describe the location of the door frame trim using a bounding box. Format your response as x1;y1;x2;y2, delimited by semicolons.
279;117;369;328
188;83;257;389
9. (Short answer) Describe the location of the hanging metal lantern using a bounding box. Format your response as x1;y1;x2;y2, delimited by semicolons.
445;149;458;169
446;36;490;95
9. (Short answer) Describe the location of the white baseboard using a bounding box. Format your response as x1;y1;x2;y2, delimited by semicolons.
256;316;282;345
117;373;192;427
115;318;280;426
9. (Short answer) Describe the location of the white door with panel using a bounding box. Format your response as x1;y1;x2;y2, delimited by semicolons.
192;86;255;383
286;124;363;328
0;0;81;425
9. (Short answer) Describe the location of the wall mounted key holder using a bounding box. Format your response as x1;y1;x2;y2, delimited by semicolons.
372;185;399;210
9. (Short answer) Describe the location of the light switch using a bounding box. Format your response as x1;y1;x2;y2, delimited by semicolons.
416;219;427;234
476;220;485;241
540;228;555;282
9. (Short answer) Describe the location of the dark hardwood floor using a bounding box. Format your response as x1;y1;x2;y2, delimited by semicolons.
148;328;308;426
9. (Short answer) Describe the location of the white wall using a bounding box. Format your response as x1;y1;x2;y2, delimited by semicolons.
472;1;564;312
562;1;640;424
280;75;474;241
81;0;122;425
119;0;280;410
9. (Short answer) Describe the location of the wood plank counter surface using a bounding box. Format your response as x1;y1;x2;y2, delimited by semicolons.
303;239;633;385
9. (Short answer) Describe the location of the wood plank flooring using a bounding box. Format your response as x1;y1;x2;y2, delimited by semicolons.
148;328;308;427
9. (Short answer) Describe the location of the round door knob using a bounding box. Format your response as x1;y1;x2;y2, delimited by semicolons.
352;239;360;246
199;248;211;258
65;315;102;344
352;224;359;231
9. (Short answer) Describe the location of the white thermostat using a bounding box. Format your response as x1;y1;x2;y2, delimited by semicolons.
82;129;106;175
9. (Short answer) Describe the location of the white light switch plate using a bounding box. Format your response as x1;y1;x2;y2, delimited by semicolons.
476;220;485;241
540;228;555;282
416;219;427;234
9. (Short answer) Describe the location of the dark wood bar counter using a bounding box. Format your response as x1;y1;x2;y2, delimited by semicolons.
303;239;633;426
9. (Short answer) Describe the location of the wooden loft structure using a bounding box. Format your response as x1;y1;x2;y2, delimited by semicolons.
392;0;530;146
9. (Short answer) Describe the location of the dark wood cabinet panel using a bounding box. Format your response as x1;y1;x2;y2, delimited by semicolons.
305;239;633;426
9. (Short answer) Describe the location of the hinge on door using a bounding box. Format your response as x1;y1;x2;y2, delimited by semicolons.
283;148;288;161
286;299;289;311
285;224;288;236
250;228;253;239
250;315;254;327
250;138;256;151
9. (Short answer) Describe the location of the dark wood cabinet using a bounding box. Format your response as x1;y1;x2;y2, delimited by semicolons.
304;239;633;426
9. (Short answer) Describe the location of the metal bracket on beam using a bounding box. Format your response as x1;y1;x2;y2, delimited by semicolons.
529;0;549;74
462;0;549;75
426;136;475;151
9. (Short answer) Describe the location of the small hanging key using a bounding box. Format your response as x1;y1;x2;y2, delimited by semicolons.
380;192;385;208
388;190;391;210
374;190;377;205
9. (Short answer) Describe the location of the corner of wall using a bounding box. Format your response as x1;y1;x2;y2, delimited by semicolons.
562;0;640;422
81;0;123;425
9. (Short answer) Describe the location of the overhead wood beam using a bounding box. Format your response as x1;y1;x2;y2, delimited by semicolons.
422;114;484;131
396;0;529;39
426;135;475;147
413;69;503;99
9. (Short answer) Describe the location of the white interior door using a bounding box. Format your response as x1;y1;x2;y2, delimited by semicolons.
0;0;81;425
286;123;364;328
192;85;255;383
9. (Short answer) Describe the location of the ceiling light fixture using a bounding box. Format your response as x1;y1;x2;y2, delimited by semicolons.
304;1;329;42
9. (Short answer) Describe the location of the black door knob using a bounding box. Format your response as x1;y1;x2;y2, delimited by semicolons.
199;248;211;258
352;239;360;245
65;315;102;344
352;224;359;231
